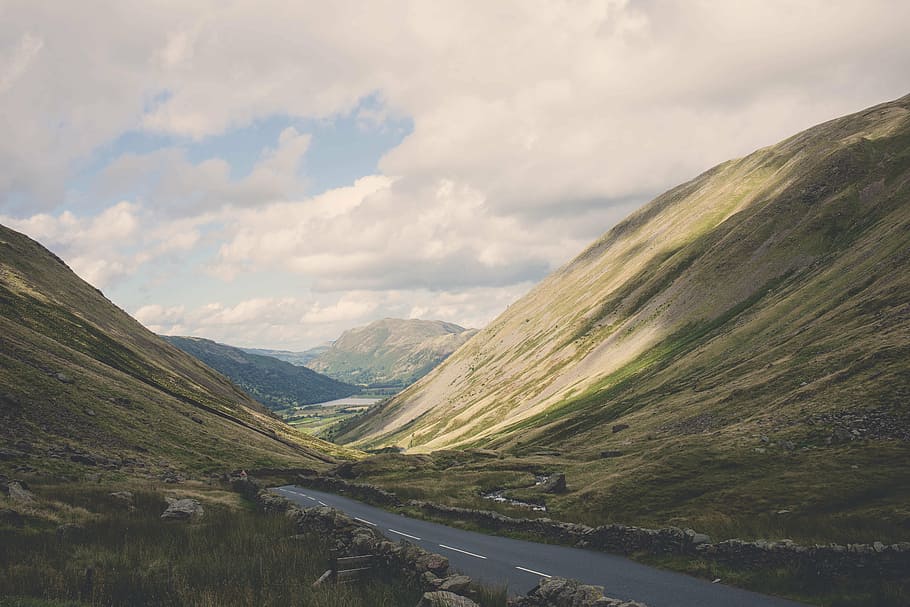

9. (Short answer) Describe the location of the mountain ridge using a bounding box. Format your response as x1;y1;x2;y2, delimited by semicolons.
162;335;358;410
306;317;478;387
0;224;358;478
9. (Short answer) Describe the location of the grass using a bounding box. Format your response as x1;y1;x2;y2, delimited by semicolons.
0;482;424;607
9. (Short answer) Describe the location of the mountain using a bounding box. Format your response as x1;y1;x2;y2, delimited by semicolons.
305;318;478;387
241;345;330;367
163;336;358;410
335;96;910;526
0;224;358;479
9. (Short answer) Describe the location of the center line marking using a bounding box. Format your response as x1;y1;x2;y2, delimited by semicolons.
515;566;552;578
388;528;422;541
438;544;487;559
318;500;327;506
515;565;553;577
354;517;377;526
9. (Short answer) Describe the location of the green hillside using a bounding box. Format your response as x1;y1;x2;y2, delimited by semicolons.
335;95;910;538
163;336;358;410
306;318;477;387
0;224;359;480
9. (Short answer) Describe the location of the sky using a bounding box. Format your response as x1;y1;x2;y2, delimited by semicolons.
1;1;909;350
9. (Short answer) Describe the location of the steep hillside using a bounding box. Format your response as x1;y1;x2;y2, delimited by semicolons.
0;224;359;479
306;318;477;387
335;96;910;530
163;336;358;410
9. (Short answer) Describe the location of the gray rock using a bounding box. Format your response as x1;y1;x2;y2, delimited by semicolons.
417;591;480;607
7;481;35;503
415;552;450;576
600;450;623;458
439;574;472;594
612;424;630;433
160;497;204;522
540;473;567;494
55;372;74;384
109;491;134;509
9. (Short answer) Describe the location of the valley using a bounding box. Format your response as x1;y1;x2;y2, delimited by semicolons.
1;79;908;607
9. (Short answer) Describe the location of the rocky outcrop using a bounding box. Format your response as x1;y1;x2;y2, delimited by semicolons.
508;577;647;607
160;497;204;522
539;473;567;494
108;491;134;509
6;481;35;503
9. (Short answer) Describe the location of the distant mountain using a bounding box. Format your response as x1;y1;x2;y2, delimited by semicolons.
306;318;478;387
0;224;358;480
335;95;910;527
241;344;330;366
164;336;358;410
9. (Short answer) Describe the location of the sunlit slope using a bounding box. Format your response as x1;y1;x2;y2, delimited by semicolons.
0;224;359;477
338;94;910;454
307;318;477;387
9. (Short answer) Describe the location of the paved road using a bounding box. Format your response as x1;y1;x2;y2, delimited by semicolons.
273;485;805;607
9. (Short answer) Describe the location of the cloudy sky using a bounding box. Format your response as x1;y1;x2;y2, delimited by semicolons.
2;1;908;349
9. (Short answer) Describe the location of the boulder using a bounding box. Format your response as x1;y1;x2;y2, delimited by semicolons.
508;577;647;607
612;424;629;434
160;497;204;522
109;491;134;509
7;481;35;503
415;552;450;576
438;574;472;594
540;473;567;494
417;591;480;607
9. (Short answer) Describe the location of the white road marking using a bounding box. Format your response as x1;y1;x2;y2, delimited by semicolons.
388;528;422;541
355;517;377;526
515;566;552;578
438;544;487;559
318;500;328;506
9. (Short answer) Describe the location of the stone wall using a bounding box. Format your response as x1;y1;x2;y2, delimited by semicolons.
256;490;648;607
296;473;402;506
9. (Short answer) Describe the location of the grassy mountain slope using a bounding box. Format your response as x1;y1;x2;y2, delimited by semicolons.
306;318;477;387
335;95;910;533
0;224;359;479
163;336;358;410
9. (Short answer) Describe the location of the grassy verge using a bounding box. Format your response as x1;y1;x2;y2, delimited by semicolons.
0;481;423;607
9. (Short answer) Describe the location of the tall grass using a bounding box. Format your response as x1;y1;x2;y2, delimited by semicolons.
0;485;422;607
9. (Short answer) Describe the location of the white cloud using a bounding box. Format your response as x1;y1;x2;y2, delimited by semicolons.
3;1;910;347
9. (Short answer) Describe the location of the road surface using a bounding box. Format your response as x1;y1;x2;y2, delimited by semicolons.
272;485;805;607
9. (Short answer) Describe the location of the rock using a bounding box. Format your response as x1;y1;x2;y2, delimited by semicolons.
109;491;134;509
540;473;567;494
160;497;204;522
612;424;629;434
55;372;74;384
417;591;480;607
84;408;96;417
600;451;623;458
439;574;472;594
508;577;647;607
415;552;450;576
7;481;35;503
